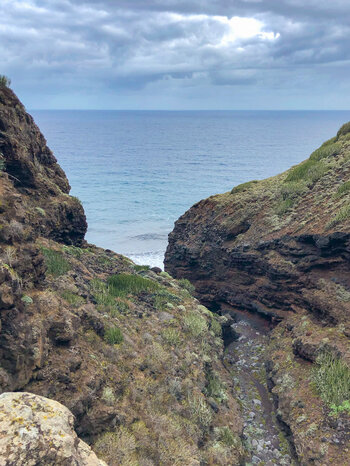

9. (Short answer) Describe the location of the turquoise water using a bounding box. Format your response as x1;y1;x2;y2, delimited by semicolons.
31;110;350;268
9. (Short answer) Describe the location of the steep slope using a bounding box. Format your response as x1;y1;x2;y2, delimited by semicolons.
0;87;244;465
165;125;350;464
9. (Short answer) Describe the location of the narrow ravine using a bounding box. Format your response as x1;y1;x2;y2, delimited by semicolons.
221;305;298;466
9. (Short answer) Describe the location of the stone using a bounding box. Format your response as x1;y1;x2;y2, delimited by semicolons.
0;392;106;465
158;311;174;322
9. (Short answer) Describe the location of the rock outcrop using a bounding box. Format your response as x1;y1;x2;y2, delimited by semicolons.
0;392;107;465
0;86;244;465
165;125;350;464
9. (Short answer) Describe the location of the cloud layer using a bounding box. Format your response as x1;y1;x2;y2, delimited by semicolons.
1;0;350;108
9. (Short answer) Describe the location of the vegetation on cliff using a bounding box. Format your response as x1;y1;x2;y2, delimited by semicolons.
0;87;245;464
165;124;350;465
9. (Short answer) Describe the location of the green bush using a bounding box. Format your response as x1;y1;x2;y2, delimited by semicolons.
276;198;294;215
205;371;227;402
162;328;181;346
62;245;84;258
210;317;222;337
215;426;239;447
337;121;350;139
41;248;70;277
107;273;159;297
188;394;212;427
178;278;195;294
21;295;33;305
312;351;350;409
334;181;350;198
0;75;11;87
104;326;124;345
184;312;207;338
154;288;181;310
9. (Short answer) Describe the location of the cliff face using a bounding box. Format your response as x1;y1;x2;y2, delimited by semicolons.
165;126;350;464
0;87;244;465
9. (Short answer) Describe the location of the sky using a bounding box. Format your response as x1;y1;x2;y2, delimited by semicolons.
1;0;350;110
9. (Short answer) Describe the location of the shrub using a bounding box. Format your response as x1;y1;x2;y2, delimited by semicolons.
162;328;181;346
276;198;294;215
214;426;240;447
107;273;159;297
184;312;207;338
312;351;350;409
21;295;33;305
153;288;180;310
205;371;227;402
188;394;213;427
41;247;70;277
101;386;116;405
337;121;350;139
231;180;258;194
93;428;136;465
334;181;350;198
104;326;124;345
210;317;222;337
178;278;195;294
0;75;11;87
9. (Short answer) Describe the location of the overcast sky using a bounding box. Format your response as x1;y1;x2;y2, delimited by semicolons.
2;0;350;109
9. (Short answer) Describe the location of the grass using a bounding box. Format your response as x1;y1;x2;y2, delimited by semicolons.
210;317;222;337
184;312;207;338
154;288;181;310
133;264;150;271
188;394;213;427
309;140;341;161
60;290;85;307
327;204;350;228
334;181;350;198
90;278;116;307
178;278;195;294
41;247;70;277
161;328;181;346
285;159;328;184
107;273;159;298
231;180;258;194
104;326;124;345
62;245;84;258
312;351;350;412
337;121;350;139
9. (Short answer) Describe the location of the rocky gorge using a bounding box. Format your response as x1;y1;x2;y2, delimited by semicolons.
165;121;350;464
0;85;244;465
1;81;349;466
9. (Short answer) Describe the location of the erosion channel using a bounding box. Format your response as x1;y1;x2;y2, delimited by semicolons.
220;304;298;465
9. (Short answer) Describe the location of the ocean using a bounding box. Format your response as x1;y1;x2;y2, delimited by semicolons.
31;110;350;268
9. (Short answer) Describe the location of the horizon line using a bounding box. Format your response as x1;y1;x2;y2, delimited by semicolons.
29;108;350;112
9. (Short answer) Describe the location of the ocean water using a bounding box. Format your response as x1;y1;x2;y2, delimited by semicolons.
31;110;350;268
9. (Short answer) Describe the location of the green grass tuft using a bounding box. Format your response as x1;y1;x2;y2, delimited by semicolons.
0;75;11;87
41;248;70;277
133;264;150;271
178;278;195;294
337;121;350;139
231;180;258;194
104;326;124;345
327;204;350;228
285;159;328;184
60;290;85;307
334;181;350;199
309;140;341;161
184;312;207;338
312;351;350;410
107;273;159;297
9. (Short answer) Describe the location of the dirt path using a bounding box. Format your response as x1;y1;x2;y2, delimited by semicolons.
222;307;298;465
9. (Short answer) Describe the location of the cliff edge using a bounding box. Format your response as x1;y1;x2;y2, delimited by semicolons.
0;86;244;465
165;125;350;464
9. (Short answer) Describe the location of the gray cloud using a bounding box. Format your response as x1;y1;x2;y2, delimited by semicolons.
1;0;350;108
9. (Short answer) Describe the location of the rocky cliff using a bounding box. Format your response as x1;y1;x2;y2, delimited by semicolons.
165;126;350;464
0;86;244;465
